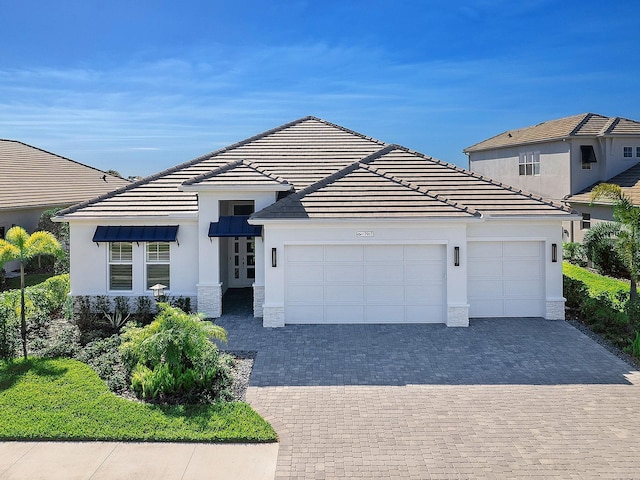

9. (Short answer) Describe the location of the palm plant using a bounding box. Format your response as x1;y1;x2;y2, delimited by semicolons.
0;226;62;359
590;183;640;300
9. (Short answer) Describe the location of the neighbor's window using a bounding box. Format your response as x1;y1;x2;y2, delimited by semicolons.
636;147;640;158
109;242;133;290
518;152;540;176
0;226;4;239
146;242;170;290
581;213;591;230
624;146;633;158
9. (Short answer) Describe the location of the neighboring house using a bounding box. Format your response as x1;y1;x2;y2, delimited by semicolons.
55;117;574;327
464;113;640;242
0;139;130;273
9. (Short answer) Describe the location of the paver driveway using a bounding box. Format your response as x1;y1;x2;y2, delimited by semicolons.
218;292;640;479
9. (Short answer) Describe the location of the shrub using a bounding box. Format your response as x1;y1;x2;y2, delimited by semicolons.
631;332;640;358
120;303;231;403
134;296;154;325
170;296;192;314
39;322;81;358
0;302;18;360
563;275;589;310
76;335;128;392
625;300;640;333
563;242;586;266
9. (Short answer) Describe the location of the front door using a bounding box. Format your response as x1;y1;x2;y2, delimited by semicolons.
229;236;255;287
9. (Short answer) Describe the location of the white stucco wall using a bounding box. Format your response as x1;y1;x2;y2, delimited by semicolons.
68;218;199;298
468;141;571;203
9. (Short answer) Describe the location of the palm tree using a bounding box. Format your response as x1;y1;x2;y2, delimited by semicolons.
590;183;640;300
0;226;62;359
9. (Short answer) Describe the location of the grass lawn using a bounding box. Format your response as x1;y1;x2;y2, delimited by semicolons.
563;261;629;300
4;273;54;290
0;357;277;443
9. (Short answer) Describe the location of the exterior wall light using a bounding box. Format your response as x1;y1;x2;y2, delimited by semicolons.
272;247;277;267
552;243;558;263
150;283;167;302
454;246;460;267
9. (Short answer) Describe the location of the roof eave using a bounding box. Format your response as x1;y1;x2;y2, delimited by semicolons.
249;216;483;225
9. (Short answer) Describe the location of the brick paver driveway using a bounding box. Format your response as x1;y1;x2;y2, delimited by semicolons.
218;296;640;479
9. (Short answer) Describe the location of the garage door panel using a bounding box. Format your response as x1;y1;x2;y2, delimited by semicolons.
469;279;503;297
405;263;444;284
286;305;324;323
325;305;365;323
505;299;541;317
503;241;538;257
365;264;404;283
405;244;442;261
468;260;502;277
468;242;502;258
405;305;444;323
325;285;363;303
287;264;323;282
365;244;403;261
469;299;503;317
287;245;324;262
325;264;363;283
503;259;539;276
287;284;324;304
504;280;542;297
365;305;401;322
325;245;363;262
365;284;404;304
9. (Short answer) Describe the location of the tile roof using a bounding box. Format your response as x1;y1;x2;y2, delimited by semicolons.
464;113;640;153
0;140;130;211
58;116;572;221
567;162;640;205
252;145;570;219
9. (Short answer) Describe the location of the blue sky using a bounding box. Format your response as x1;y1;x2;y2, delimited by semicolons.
1;0;639;178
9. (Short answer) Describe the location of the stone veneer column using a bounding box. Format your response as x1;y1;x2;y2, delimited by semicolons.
253;284;265;318
545;298;565;320
446;305;469;327
263;304;285;327
197;283;222;318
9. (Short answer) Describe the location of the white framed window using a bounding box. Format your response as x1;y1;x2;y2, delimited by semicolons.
518;151;540;176
146;242;170;290
624;146;633;158
109;242;133;290
581;213;591;230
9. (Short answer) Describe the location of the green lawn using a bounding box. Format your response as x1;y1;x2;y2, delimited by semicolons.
0;357;277;442
4;273;54;290
563;262;629;299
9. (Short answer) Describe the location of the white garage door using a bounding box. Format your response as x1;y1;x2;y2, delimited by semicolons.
468;241;544;317
284;244;445;324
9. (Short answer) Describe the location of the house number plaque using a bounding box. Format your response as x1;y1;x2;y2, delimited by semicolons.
356;231;374;237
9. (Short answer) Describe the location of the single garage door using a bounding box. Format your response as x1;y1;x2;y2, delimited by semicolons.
468;241;544;317
284;244;445;324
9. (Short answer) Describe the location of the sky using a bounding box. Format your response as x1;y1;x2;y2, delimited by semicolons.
1;0;639;179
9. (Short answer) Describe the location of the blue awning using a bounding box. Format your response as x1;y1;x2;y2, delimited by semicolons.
208;216;262;237
93;225;179;243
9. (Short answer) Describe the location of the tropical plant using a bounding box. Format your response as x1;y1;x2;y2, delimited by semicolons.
0;226;62;359
119;303;231;402
562;242;586;266
590;184;640;300
583;223;629;278
103;308;131;333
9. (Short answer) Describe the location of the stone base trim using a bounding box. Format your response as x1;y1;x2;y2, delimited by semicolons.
546;298;565;320
263;303;285;328
253;284;265;318
446;304;469;327
197;283;222;318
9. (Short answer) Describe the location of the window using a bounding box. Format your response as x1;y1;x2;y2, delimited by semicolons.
636;147;640;158
109;242;132;290
581;213;591;230
146;242;170;290
580;145;597;170
518;151;540;176
624;147;633;158
0;226;4;239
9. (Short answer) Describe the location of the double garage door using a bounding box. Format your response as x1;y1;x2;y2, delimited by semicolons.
467;241;544;317
284;244;445;324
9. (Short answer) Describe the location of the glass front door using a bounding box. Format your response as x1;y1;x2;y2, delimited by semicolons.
229;236;255;287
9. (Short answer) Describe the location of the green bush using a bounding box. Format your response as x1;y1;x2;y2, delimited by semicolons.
76;335;128;392
120;303;231;403
0;303;18;360
631;332;640;358
39;323;81;359
563;275;588;310
563;242;586;266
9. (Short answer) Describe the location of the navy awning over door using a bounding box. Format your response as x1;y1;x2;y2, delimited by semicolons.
92;225;179;242
208;216;262;237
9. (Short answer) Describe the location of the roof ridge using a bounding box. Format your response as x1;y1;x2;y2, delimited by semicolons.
243;160;291;185
56;117;314;218
181;159;290;186
389;144;574;213
361;161;479;216
304;117;388;146
0;138;128;180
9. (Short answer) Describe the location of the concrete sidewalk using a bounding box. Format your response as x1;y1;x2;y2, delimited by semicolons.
0;441;279;480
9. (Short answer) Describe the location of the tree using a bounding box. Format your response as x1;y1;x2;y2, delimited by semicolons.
0;226;62;359
590;183;640;300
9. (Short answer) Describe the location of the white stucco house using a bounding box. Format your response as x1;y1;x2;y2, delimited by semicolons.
55;117;574;327
464;113;640;242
